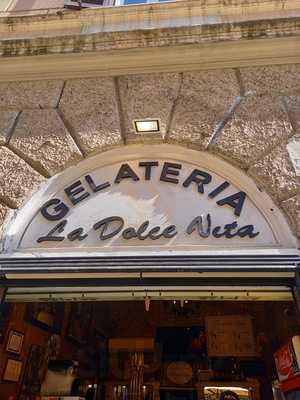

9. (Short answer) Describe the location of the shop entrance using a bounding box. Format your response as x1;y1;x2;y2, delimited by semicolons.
1;146;299;400
0;298;299;400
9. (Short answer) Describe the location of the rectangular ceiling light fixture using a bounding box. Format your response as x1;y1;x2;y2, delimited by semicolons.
133;119;160;134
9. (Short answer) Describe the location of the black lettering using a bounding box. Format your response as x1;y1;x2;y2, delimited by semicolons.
65;180;90;205
208;181;230;198
85;174;110;193
115;164;140;183
183;169;212;193
122;227;137;240
122;222;178;240
139;161;159;180
160;162;181;184
40;199;69;221
212;226;222;238
212;223;259;239
37;220;67;243
67;227;88;241
217;191;246;217
186;214;211;238
223;222;238;238
137;221;150;240
148;226;162;240
237;225;260;238
162;225;177;238
93;217;124;240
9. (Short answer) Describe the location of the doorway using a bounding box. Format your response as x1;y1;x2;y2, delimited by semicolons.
0;299;299;399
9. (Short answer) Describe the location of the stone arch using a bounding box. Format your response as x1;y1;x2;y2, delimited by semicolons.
0;69;300;246
0;140;299;249
2;143;297;255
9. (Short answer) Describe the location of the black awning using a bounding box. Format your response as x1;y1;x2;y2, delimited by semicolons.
0;254;299;274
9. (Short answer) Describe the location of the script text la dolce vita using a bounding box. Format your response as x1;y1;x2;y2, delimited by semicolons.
37;161;259;243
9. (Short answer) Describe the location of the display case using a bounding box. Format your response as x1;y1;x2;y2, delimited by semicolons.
196;380;260;400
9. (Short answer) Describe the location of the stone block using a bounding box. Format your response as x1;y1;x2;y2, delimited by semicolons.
212;96;293;167
168;70;239;147
118;73;181;139
0;80;64;109
0;111;18;144
0;203;10;224
248;143;300;202
59;78;122;154
240;64;300;95
0;203;9;224
281;194;300;238
283;95;300;133
0;147;44;208
10;110;82;176
0;203;12;240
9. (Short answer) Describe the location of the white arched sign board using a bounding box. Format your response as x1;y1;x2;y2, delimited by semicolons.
3;145;297;256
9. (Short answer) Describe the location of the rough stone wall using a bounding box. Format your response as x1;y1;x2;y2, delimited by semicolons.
1;64;300;241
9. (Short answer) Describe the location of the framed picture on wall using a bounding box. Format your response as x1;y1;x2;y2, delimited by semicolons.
67;302;93;345
25;303;64;333
6;330;24;354
0;303;11;344
3;358;23;382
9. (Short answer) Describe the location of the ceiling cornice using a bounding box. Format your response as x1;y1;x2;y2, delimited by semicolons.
1;0;300;81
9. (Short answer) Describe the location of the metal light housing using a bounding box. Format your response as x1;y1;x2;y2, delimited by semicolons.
133;119;160;134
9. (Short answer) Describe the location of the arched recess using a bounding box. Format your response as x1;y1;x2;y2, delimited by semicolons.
1;144;299;302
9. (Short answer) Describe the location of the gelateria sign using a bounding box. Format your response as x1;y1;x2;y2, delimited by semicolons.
4;148;296;254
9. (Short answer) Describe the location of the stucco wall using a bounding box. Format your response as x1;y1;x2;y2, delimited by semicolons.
0;63;300;243
3;0;63;12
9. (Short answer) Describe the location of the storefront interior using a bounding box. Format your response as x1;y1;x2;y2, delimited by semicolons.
0;297;299;400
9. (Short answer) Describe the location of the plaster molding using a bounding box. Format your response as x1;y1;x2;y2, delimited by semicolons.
1;35;300;82
1;0;300;35
1;1;300;81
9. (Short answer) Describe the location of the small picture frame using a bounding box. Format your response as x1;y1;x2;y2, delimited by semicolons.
25;303;64;333
6;330;24;354
3;358;23;382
